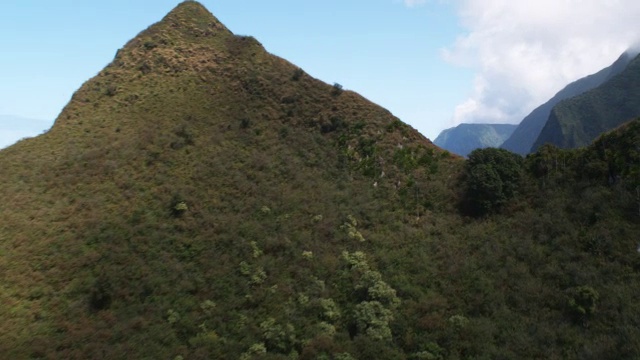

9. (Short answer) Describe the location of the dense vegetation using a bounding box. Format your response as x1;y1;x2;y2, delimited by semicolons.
462;148;523;216
1;2;639;359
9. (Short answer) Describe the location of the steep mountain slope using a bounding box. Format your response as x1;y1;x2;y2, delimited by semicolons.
1;2;640;359
0;2;454;358
533;53;640;151
501;51;635;155
434;123;516;157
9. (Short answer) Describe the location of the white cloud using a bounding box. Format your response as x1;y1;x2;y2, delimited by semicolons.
444;0;640;125
403;0;427;8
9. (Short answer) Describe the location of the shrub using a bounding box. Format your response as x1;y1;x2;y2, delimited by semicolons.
566;285;599;321
320;115;345;133
104;85;118;97
332;83;344;96
143;41;158;50
139;62;152;74
260;318;296;353
292;68;304;81
318;298;341;322
167;309;180;324
240;118;252;129
341;215;365;242
353;301;393;341
172;201;188;217
89;275;112;311
240;343;267;360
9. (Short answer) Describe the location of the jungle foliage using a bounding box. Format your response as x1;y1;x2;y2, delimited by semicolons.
1;2;639;359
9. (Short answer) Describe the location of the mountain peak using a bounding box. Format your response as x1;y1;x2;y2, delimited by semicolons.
170;0;211;14
160;1;231;37
48;0;437;171
52;1;247;130
114;0;234;58
108;0;236;73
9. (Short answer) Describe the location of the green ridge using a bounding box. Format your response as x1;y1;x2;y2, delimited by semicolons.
533;53;640;151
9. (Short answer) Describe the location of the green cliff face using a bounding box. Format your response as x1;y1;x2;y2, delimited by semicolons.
502;51;635;155
533;53;640;151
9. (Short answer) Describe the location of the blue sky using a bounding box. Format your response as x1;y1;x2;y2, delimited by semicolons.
0;0;470;147
1;0;640;149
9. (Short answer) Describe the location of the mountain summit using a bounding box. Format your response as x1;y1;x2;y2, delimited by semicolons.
54;0;232;130
49;0;434;158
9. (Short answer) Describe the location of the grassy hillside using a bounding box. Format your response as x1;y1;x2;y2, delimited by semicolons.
533;53;640;151
434;123;516;157
1;2;639;359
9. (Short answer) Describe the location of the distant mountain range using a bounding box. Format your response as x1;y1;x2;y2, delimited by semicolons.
433;123;517;157
433;50;637;157
532;52;640;151
501;51;636;155
0;115;52;149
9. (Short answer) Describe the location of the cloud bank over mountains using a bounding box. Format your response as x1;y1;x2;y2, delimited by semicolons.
436;0;640;125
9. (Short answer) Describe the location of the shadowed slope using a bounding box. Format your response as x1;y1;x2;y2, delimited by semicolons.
533;53;640;151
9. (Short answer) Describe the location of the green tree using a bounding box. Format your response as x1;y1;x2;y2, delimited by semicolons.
464;148;524;216
353;301;394;341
